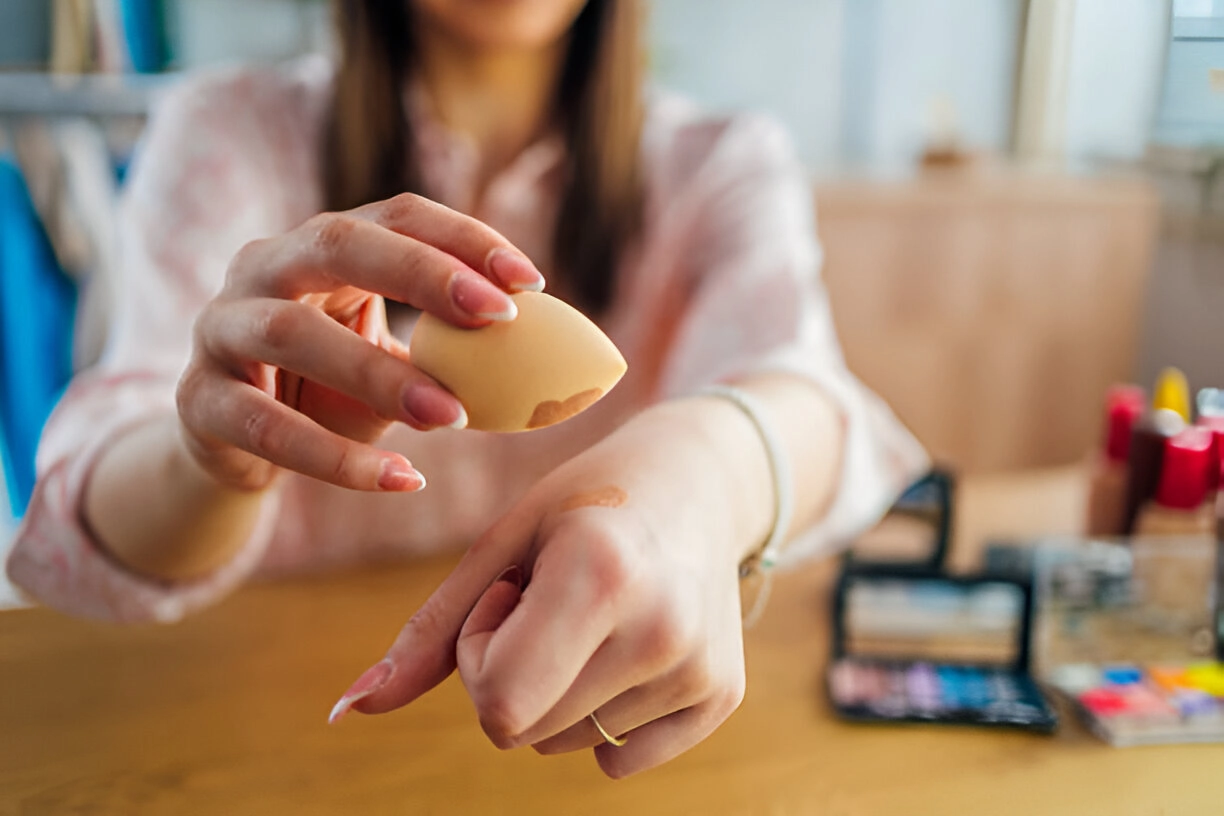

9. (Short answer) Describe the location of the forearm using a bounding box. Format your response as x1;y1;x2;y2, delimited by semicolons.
626;373;844;567
83;415;272;582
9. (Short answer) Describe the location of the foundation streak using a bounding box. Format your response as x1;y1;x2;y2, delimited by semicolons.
559;486;628;513
527;388;603;429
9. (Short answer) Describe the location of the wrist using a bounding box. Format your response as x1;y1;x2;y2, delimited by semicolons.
174;418;280;495
85;415;272;582
633;396;775;568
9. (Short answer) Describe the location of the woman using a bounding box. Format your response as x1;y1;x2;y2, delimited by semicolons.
7;0;925;777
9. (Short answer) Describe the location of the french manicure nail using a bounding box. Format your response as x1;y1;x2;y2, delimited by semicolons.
474;302;517;321
447;403;469;430
487;247;545;293
401;382;468;429
329;659;394;724
378;458;426;492
451;273;518;322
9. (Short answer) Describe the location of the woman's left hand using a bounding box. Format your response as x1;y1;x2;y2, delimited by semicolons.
331;399;767;778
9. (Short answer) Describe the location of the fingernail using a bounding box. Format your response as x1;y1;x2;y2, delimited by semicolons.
448;404;469;430
487;247;545;293
495;564;522;589
401;382;468;429
451;272;518;321
329;659;394;725
378;458;426;492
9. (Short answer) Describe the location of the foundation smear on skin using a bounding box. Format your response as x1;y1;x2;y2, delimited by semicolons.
527;388;603;429
560;486;628;512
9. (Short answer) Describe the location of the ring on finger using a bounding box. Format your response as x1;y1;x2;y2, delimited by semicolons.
588;712;626;747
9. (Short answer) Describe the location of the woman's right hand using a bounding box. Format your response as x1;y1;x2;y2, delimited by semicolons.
176;193;544;494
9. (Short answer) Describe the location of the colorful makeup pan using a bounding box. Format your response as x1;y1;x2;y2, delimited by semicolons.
1049;662;1224;746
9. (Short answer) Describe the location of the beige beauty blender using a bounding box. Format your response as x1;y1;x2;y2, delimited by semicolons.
409;291;627;432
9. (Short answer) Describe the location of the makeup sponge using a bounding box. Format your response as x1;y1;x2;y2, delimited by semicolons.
409;291;627;432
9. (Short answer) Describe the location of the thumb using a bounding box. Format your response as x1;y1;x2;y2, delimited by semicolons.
327;511;536;724
456;564;523;678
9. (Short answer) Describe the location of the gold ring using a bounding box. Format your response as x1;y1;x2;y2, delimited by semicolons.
589;712;626;747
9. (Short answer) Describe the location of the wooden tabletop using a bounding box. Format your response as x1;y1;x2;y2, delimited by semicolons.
3;468;1223;815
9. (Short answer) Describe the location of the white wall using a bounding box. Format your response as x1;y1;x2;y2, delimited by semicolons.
849;0;1023;169
649;0;845;172
1064;0;1170;161
1153;0;1224;147
650;0;1024;175
166;0;331;69
1139;1;1224;393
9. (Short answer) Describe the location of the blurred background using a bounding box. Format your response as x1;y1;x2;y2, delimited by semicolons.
1;1;1222;600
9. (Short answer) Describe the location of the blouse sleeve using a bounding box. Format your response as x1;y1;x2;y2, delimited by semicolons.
655;114;929;564
5;69;303;622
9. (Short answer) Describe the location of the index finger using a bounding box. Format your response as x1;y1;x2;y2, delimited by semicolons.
352;194;544;294
329;500;541;721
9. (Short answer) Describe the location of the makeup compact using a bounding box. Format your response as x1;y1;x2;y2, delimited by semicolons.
827;569;1058;732
844;469;953;571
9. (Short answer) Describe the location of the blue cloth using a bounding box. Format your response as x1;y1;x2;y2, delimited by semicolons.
0;156;76;518
118;0;169;74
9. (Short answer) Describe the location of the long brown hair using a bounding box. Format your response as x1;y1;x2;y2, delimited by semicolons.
322;0;644;314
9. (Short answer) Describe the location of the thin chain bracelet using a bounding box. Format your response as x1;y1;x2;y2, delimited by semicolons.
695;384;794;628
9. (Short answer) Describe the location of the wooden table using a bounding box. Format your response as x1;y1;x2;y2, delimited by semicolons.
3;469;1223;815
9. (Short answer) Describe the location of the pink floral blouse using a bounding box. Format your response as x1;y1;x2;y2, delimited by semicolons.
7;57;928;622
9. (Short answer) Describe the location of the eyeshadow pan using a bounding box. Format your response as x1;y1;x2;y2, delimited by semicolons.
906;663;942;714
827;658;1057;732
1048;661;1224;746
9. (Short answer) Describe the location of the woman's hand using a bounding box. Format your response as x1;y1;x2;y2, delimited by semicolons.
331;397;775;778
176;193;544;493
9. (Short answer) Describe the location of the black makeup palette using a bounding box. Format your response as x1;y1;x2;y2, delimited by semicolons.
826;569;1058;733
844;469;953;570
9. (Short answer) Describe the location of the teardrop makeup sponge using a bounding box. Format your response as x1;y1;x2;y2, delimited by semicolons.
408;291;627;432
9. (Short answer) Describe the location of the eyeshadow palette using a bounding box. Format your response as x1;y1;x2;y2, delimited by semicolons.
828;658;1057;730
826;568;1058;733
1048;662;1224;746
